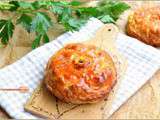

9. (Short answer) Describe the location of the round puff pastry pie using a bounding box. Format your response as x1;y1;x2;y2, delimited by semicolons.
44;43;117;104
127;6;160;47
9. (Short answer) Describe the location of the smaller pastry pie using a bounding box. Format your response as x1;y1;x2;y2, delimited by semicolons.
127;6;160;47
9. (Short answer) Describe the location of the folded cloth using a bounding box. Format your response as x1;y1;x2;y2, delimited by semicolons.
0;18;160;119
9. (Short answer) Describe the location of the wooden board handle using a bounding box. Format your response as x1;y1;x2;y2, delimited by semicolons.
85;24;119;50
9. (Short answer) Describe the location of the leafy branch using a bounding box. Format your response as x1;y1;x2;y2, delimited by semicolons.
0;0;130;49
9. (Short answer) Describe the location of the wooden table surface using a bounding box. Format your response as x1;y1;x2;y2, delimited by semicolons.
1;1;160;119
0;107;9;118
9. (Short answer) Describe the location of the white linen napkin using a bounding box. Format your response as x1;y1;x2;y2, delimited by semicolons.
0;18;160;119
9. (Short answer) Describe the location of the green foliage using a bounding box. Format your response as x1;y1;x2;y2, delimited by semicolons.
30;12;52;49
97;0;130;21
30;12;52;33
17;14;32;32
43;33;49;43
0;0;130;48
9;1;19;11
98;15;115;23
31;34;42;49
69;1;83;6
0;19;14;44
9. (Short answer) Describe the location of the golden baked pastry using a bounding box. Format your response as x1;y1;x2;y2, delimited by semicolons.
44;43;117;104
127;6;160;46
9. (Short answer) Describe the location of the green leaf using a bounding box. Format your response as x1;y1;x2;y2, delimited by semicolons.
0;19;14;44
97;0;130;20
57;7;72;23
18;1;41;10
109;1;130;20
43;33;49;43
69;1;83;6
76;7;99;18
58;1;69;6
0;20;6;28
0;2;15;10
61;17;86;31
31;1;41;10
32;34;42;49
61;7;72;19
98;15;115;23
17;14;32;32
18;1;33;9
68;18;85;30
50;1;71;15
51;6;63;15
51;1;69;7
68;18;79;28
30;12;52;33
9;1;19;11
36;1;52;7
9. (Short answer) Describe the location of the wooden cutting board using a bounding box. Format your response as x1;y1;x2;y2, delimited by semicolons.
24;24;127;119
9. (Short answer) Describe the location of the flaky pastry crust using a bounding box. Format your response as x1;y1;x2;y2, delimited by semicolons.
44;43;117;104
127;6;160;46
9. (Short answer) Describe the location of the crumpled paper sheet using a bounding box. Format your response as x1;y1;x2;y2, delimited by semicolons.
0;1;160;119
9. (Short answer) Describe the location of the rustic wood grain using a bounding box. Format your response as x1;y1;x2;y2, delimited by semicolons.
0;108;9;118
